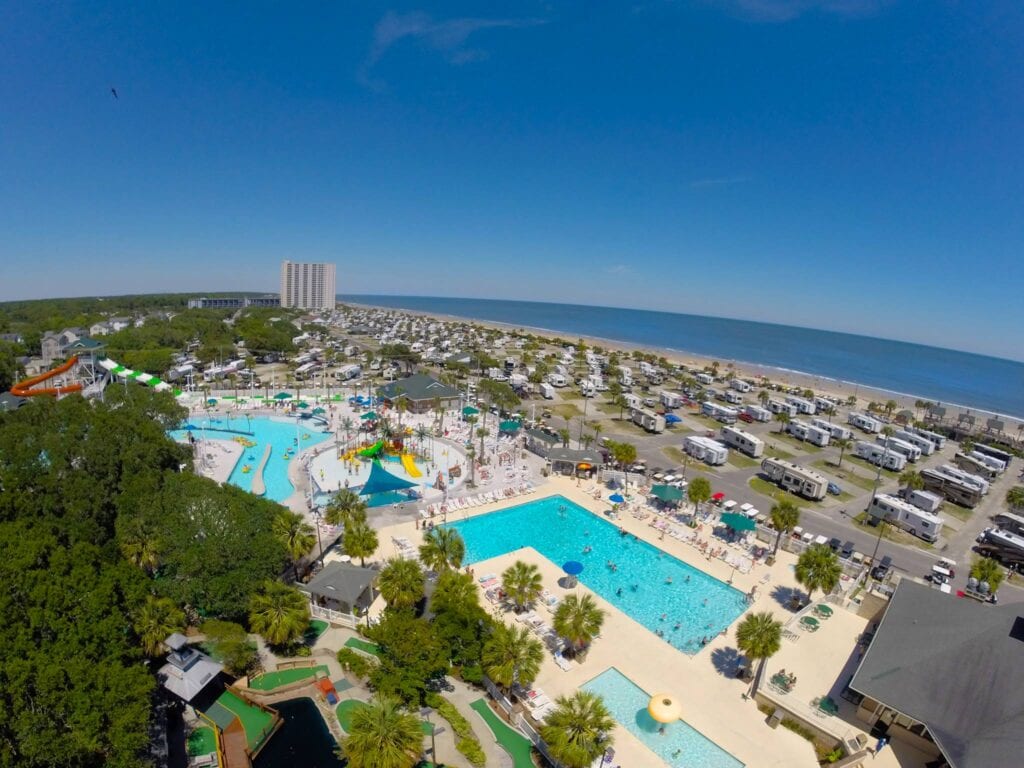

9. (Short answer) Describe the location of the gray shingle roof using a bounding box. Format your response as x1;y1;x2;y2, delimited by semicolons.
378;374;459;402
301;563;377;608
849;580;1024;768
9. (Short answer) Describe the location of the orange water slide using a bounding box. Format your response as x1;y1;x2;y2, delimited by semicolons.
11;356;84;397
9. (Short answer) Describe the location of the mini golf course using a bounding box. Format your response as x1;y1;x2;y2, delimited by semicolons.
248;664;331;691
470;698;534;768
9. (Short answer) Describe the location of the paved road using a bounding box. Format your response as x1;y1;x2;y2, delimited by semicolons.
559;400;1024;604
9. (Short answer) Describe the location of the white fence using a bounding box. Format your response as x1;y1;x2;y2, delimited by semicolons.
310;603;358;628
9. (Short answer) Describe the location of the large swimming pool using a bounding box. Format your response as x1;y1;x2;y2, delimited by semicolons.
170;416;331;503
584;668;744;768
448;496;748;653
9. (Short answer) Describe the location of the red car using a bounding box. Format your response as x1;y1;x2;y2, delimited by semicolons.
738;412;754;423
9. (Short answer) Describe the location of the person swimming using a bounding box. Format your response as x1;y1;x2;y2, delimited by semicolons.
674;622;681;630
630;583;639;592
583;545;592;554
616;587;623;597
665;576;673;585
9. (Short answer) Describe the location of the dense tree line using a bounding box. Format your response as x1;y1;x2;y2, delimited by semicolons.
0;388;288;767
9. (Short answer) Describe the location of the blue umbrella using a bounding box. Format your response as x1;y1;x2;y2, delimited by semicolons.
664;413;681;424
609;493;625;504
563;561;584;576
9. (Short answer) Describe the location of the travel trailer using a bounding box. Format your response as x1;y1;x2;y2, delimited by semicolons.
853;441;907;471
729;378;752;393
683;435;729;466
910;427;946;450
539;382;555;400
811;418;853;441
848;412;882;433
868;494;944;543
701;402;739;424
695;373;714;386
904;489;943;514
892;429;936;457
767;399;798;417
744;405;772;423
631;407;666;434
875;435;922;463
723;390;743;405
786;420;830;447
759;458;827;501
785;396;816;415
720;425;764;458
660;391;683;408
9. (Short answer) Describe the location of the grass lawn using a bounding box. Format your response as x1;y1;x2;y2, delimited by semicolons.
941;501;974;522
594;401;622;416
187;727;217;756
217;691;275;751
847;456;900;479
550;403;582;420
306;619;329;638
248;664;330;691
811;460;877;491
344;637;382;657
727;452;758;469
559;390;583;400
749;476;818;509
772;432;821;453
762;444;796;461
470;698;535;768
690;414;724;430
336;700;369;733
852;513;934;550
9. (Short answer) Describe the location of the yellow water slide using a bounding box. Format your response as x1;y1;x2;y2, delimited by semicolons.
400;454;423;478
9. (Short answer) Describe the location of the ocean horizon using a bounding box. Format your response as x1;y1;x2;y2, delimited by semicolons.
339;294;1024;420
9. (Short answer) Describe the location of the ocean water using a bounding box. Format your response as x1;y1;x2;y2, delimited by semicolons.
341;294;1024;418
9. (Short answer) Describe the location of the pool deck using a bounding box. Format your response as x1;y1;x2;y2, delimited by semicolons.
251;444;272;496
372;476;913;768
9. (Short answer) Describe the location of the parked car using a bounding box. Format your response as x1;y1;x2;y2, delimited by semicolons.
828;537;842;552
840;541;855;559
827;482;842;496
871;555;893;580
738;412;754;423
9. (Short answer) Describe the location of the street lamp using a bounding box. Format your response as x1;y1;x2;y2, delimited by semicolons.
419;707;438;765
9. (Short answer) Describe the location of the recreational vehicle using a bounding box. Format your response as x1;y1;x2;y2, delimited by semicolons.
729;378;752;393
811;418;853;441
539;382;555;400
919;468;983;508
744;405;772;423
767;399;798;417
720;425;764;458
548;373;568;388
993;511;1024;536
660;391;683;409
853;441;907;471
954;453;1000;480
892;430;936;456
979;528;1024;564
624;393;642;410
785;420;830;447
695;373;714;386
868;494;944;543
967;451;1008;474
939;464;990;495
848;412;882;434
904;489;943;514
910;427;946;450
972;443;1012;469
785;396;817;415
723;390;744;405
759;458;828;501
683;435;729;466
701;402;739;424
334;363;362;381
813;396;838;413
875;435;922;463
631;407;666;434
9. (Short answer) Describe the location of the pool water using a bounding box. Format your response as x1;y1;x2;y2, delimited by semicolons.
584;668;744;768
448;496;747;653
252;697;338;768
171;416;331;503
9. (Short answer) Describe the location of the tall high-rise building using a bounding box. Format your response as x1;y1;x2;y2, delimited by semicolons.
279;260;337;310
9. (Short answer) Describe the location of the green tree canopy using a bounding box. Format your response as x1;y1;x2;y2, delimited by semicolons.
768;500;800;556
248;580;310;647
539;691;615;768
502;560;543;613
368;610;448;705
735;611;783;697
553;594;605;659
418;526;466;572
482;622;544;693
378;557;425;610
795;544;842;603
338;695;423;768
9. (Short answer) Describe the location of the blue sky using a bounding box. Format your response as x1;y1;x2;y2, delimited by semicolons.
1;2;1022;359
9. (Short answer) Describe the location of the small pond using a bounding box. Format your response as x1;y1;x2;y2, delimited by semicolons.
253;697;339;768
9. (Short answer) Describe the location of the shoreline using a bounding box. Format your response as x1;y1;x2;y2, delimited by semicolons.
342;300;1024;429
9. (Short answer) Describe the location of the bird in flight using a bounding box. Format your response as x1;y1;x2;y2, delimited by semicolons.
110;87;118;99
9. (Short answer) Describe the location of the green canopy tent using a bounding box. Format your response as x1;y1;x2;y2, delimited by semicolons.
358;461;418;498
461;406;480;417
498;420;522;433
720;512;756;532
273;392;293;400
360;411;378;420
650;484;685;503
295;401;310;409
312;407;326;415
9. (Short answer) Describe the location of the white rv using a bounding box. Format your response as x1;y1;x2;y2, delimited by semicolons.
966;451;1007;474
701;401;739;424
938;464;989;495
853;441;907;471
785;396;817;415
683;435;729;466
720;425;764;458
334;363;362;381
813;396;838;413
875;435;921;463
548;373;568;388
868;494;944;543
744;405;772;423
729;378;752;393
631;407;666;434
786;420;830;447
759;458;827;501
905;489;942;514
767;399;798;417
723;390;743;405
909;427;946;450
624;393;642;410
539;382;555;400
920;467;983;508
660;391;683;408
848;412;882;434
811;418;853;441
892;430;935;457
695;373;714;385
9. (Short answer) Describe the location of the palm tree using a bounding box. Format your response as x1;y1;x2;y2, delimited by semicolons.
430;569;480;615
476;426;490;460
735;612;783;697
248;581;310;646
899;469;924;497
1006;486;1024;510
540;691;615;768
414;423;431;458
378;557;424;610
134;595;185;656
845;394;857;408
482;623;544;693
431;395;445;434
343;520;379;566
418;527;466;572
553;594;605;659
591;423;603;448
558;427;571;448
970;556;1005;595
773;410;791;434
833;437;850;469
338;695;423;768
768;500;800;556
502;560;543;613
687;476;712;514
119;517;161;575
273;509;316;580
884;400;898;419
340;416;355;444
795;544;842;605
758;390;770;406
325;488;368;528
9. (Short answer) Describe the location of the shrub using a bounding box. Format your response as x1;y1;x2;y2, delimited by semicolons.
459;664;484;686
456;737;487;766
337;647;376;679
781;718;817;743
436;698;474;739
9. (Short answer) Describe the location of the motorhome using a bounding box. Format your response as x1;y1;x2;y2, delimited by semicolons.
619;367;634;386
624;393;642;410
701;401;739;424
509;373;529;391
202;365;224;382
785;395;816;415
539;382;555;400
683;435;729;466
729;378;752;393
744;405;772;423
910;427;946;450
868;494;944;543
723;390;744;405
876;435;921;463
919;467;983;508
759;458;828;501
967;451;1008;474
720;425;764;458
695;373;714;386
994;511;1024;536
660;391;683;408
548;373;568;388
853;441;907;471
631;407;666;434
811;418;853;441
892;429;936;457
972;443;1012;469
954;453;1000;481
904;489;943;514
848;412;882;433
785;420;830;447
939;464;989;494
980;528;1024;566
767;399;798;417
333;363;362;381
167;363;194;382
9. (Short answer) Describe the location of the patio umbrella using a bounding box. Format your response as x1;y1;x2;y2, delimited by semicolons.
562;561;584;577
650;484;684;502
648;694;682;723
498;420;521;433
712;492;726;501
720;512;756;532
462;406;480;416
273;392;293;400
360;411;378;420
206;398;218;406
609;493;625;504
312;407;326;415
